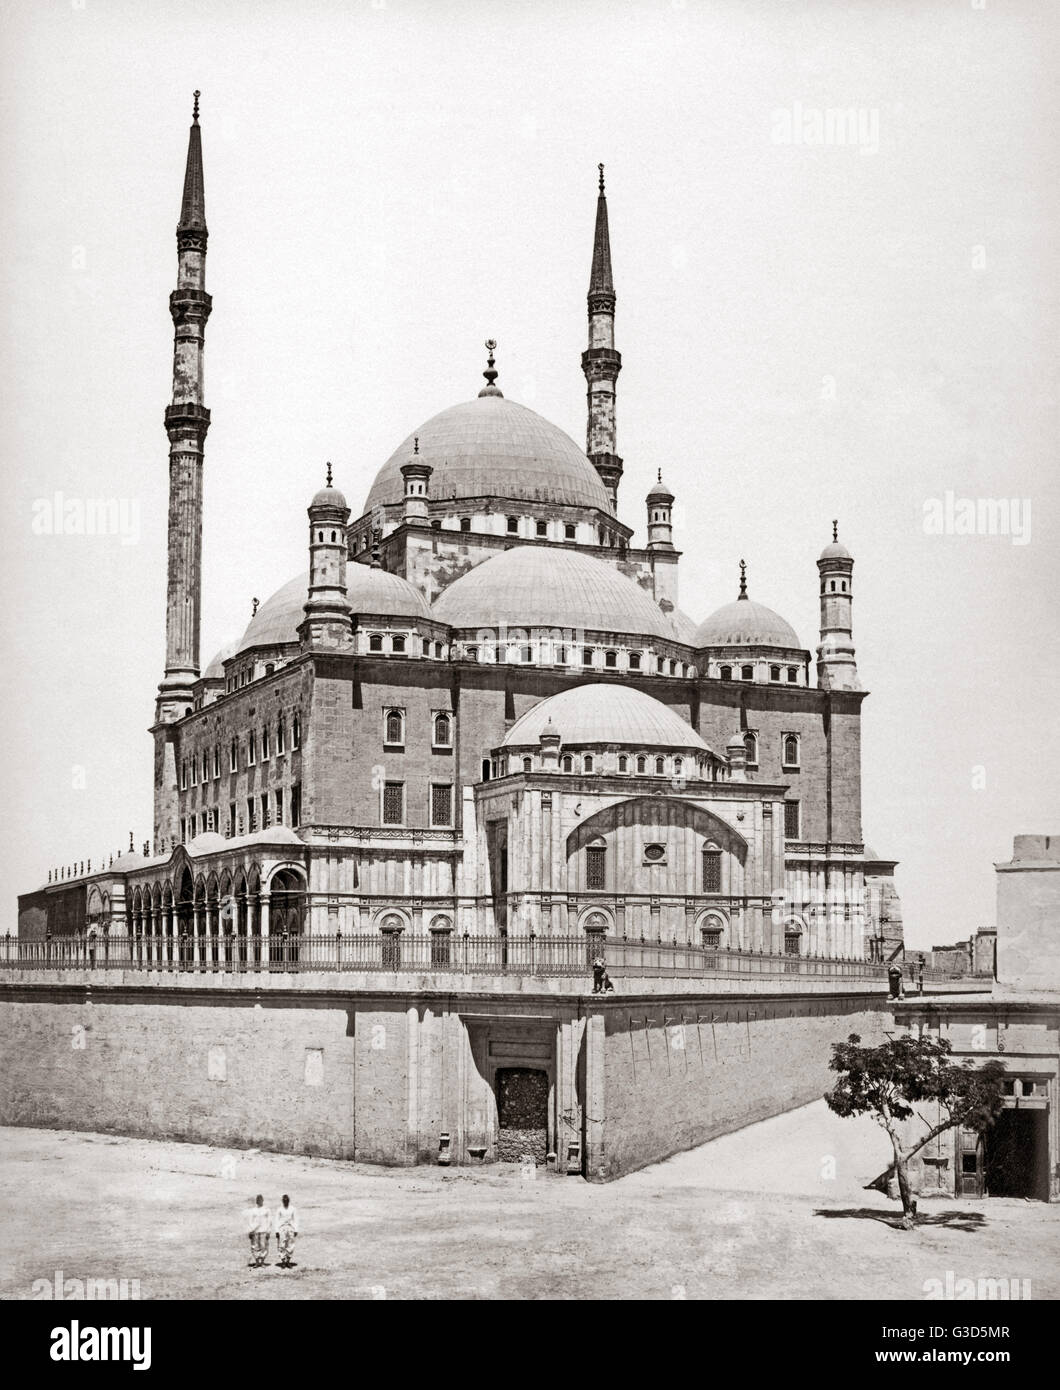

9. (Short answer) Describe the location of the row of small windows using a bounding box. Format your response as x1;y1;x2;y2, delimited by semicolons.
180;784;302;842
718;664;800;683
367;633;447;659
742;732;801;768
180;713;301;790
458;643;693;676
383;710;453;748
483;751;710;780
826;579;849;593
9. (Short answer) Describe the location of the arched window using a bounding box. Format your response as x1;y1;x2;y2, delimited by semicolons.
292;712;301;749
391;634;406;654
277;717;285;754
787;667;798;683
460;516;471;532
617;754;628;772
522;756;532;773
248;731;257;765
507;516;519;534
564;523;576;540
384;709;405;746
629;652;641;671
636;755;647;774
605;650;617;668
744;732;758;766
654;756;665;775
783;733;800;768
261;725;270;760
433;712;452;747
521;644;532;663
674;756;683;777
719;665;732;681
668;659;676;675
741;664;753;681
434;641;443;658
369;633;383;651
583;754;594;773
830;580;836;592
582;647;593;666
770;664;781;682
561;755;573;773
481;758;491;782
536;520;547;538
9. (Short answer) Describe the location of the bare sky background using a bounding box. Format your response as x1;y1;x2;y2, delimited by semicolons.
1;0;1057;949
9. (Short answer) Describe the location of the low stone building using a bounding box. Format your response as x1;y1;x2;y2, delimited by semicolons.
899;835;1059;1202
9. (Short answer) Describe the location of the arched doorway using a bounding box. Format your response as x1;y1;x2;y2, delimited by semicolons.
271;869;305;964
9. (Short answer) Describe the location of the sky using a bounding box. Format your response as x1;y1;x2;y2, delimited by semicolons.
1;0;1057;949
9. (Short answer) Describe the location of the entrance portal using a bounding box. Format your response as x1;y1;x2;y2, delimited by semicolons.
985;1109;1050;1200
495;1067;549;1163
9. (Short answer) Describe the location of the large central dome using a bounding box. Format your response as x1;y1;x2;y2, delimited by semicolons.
362;395;610;514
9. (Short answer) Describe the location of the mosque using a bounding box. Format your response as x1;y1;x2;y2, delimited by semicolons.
17;97;903;974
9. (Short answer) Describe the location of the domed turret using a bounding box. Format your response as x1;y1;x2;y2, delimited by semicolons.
645;470;675;552
302;463;352;650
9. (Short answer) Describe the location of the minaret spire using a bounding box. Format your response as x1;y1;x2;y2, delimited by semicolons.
156;93;212;730
581;164;623;513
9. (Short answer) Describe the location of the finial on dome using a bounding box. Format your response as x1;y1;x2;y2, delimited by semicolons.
413;437;419;455
478;338;503;397
326;460;333;488
252;596;259;616
657;468;662;482
193;90;200;123
738;559;747;600
598;162;605;194
832;518;838;543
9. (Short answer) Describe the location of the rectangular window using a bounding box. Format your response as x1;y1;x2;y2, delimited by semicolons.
248;731;257;765
190;757;197;787
228;802;236;837
277;719;285;754
291;783;302;826
274;789;284;825
180;817;187;844
262;726;270;760
200;811;208;835
382;931;402;969
260;793;269;828
247;797;256;833
201;752;209;782
180;760;188;791
292;713;301;749
213;746;220;779
582;647;593;666
382;781;404;825
430;932;451;967
586;845;606;890
230;741;238;773
784;800;800;839
431;783;453;827
703;849;722;892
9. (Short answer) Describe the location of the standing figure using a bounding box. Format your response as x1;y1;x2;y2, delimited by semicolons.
274;1194;299;1268
246;1193;271;1267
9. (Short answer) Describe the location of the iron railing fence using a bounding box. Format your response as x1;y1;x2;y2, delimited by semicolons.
0;932;935;981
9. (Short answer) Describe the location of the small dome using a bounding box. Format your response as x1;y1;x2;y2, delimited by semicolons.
695;597;801;649
726;727;747;748
203;642;236;681
819;540;852;561
363;395;610;514
311;483;347;510
433;546;684;642
237;566;430;654
502;683;712;752
186;832;227;855
108;851;146;872
646;473;674;502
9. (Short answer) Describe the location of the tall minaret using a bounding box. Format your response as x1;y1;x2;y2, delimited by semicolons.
156;91;212;723
581;164;622;513
816;521;859;690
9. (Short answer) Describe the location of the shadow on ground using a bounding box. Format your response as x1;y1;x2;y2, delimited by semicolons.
815;1207;987;1233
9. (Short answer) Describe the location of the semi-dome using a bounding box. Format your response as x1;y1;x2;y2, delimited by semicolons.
363;395;611;514
236;566;430;654
502;683;711;752
433;546;685;642
203;642;236;681
695;597;801;649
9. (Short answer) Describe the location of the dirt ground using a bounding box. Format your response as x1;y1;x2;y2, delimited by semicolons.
1;1102;1056;1300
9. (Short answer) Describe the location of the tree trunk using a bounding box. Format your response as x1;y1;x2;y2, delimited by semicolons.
893;1147;918;1229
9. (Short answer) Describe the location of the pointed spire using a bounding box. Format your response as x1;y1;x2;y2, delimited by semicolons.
738;559;748;600
478;338;503;397
589;163;614;296
178;91;207;234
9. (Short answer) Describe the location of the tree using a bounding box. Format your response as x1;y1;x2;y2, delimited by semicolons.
824;1033;1006;1228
